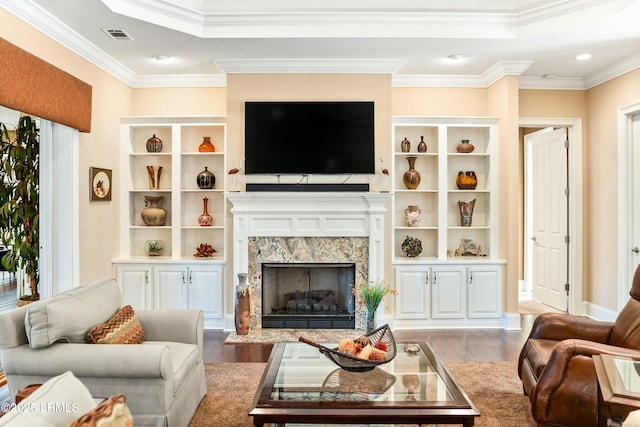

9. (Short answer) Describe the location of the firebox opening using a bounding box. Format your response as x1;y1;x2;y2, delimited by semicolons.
261;263;356;329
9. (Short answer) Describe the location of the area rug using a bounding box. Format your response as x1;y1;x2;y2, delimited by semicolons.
224;328;363;344
189;361;536;427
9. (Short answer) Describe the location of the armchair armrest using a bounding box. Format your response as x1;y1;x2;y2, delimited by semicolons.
2;343;173;379
532;339;640;423
136;309;204;358
528;312;613;343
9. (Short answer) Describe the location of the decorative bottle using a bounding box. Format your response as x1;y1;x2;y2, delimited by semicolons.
146;134;162;153
196;166;216;189
457;198;476;227
198;136;215;152
400;137;411;153
198;197;213;226
402;156;421;190
417;136;427;153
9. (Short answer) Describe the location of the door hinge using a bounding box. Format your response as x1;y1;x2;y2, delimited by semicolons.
564;188;570;196
564;140;570;148
565;283;570;292
565;235;570;243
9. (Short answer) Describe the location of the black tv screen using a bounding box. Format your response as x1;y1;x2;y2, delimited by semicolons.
244;101;375;175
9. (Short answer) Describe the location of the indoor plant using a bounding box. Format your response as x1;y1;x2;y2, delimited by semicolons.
0;115;40;303
352;279;397;333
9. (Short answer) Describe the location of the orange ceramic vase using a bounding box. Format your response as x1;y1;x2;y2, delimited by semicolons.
198;136;215;152
456;171;478;190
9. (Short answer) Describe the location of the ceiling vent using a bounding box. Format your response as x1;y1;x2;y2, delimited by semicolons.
102;28;134;41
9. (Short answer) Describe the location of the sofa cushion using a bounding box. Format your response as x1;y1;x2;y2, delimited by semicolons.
0;371;96;427
86;305;145;344
24;279;122;349
69;394;133;427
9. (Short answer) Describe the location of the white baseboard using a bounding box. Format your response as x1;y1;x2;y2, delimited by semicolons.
503;312;522;330
585;301;618;322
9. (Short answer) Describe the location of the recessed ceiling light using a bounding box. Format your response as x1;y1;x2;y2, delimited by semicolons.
447;54;466;61
575;53;592;61
543;74;557;79
152;54;170;61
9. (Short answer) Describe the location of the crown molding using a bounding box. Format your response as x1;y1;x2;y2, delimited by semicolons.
583;50;640;89
214;58;405;74
132;74;227;88
393;61;533;88
519;76;586;90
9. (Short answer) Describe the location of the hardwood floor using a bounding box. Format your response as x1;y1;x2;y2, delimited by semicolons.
203;314;536;363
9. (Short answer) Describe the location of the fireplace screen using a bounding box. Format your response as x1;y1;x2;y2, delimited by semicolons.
261;263;356;329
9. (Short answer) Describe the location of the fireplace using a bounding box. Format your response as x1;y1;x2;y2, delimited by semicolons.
227;192;390;330
261;263;356;329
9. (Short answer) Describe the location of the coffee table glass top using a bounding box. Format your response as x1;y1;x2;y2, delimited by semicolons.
266;341;462;404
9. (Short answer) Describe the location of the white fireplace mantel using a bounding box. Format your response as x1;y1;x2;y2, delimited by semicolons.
226;192;391;286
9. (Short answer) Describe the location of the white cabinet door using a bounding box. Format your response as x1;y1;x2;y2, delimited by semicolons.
431;266;465;319
155;265;187;310
394;266;430;319
187;264;224;319
116;264;152;310
467;266;502;318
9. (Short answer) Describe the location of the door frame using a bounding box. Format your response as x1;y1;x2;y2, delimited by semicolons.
617;102;640;309
520;117;584;315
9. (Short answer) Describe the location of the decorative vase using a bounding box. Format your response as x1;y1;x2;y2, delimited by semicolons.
141;196;167;226
456;139;475;153
146;165;163;190
400;137;411;153
144;240;164;256
196;166;216;189
366;308;377;334
235;273;250;335
457;198;476;227
404;205;422;227
402;156;421;190
198;136;215;152
198;197;213;226
417;136;427;153
456;171;478;190
146;134;162;153
401;235;423;257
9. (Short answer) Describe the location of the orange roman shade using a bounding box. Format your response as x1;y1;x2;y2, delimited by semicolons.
0;37;92;132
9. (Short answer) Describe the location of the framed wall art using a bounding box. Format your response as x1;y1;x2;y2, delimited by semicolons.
90;167;112;201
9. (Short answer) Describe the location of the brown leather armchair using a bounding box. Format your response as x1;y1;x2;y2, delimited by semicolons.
518;264;640;427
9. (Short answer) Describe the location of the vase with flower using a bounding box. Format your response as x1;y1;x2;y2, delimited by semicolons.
352;279;397;333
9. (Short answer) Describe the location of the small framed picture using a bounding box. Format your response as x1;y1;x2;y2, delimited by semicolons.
90;167;112;201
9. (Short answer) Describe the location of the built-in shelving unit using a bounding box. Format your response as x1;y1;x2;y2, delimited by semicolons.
391;117;505;328
114;117;227;329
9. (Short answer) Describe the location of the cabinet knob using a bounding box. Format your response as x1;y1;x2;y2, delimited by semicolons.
633;247;640;253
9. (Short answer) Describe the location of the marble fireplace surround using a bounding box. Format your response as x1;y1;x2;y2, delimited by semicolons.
227;192;390;330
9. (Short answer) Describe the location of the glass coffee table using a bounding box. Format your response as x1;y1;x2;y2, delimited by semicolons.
249;341;479;426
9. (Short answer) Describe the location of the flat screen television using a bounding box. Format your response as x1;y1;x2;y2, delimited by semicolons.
244;101;375;175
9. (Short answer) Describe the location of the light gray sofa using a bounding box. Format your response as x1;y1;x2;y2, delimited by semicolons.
0;278;206;427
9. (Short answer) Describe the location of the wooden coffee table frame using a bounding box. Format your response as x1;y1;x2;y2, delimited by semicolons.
249;341;479;426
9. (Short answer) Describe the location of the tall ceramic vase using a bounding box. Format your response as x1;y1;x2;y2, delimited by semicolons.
198;197;213;226
235;273;250;335
402;156;421;190
457;198;476;227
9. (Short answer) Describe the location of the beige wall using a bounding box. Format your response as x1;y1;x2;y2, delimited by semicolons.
0;9;132;286
585;68;640;309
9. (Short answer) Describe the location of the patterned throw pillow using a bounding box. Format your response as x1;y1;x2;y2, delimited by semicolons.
69;394;133;427
86;305;145;344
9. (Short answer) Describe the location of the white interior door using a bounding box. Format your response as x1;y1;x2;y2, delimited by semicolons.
632;114;640;278
526;128;568;311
